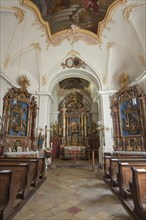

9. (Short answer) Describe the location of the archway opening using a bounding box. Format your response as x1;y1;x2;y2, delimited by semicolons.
49;77;100;163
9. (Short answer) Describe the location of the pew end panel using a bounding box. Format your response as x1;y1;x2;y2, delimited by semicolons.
129;167;146;220
0;170;19;220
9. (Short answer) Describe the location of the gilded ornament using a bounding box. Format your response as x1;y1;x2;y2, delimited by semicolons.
12;6;25;24
67;50;80;57
138;54;145;66
118;72;129;89
61;57;87;69
42;74;48;86
4;55;10;69
123;4;137;21
17;74;31;89
31;43;41;52
107;42;116;49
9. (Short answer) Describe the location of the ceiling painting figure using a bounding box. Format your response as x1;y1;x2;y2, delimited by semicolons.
31;0;117;35
59;78;90;90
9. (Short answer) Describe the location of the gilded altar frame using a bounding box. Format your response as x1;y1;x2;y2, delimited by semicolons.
2;87;37;151
110;85;146;151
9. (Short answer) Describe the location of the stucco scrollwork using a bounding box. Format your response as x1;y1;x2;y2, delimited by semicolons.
50;25;99;47
123;3;137;21
12;6;25;24
31;42;41;52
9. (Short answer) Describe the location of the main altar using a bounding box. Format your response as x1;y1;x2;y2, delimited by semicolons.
51;92;92;159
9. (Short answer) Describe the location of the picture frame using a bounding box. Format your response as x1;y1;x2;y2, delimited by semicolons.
8;100;29;137
119;98;143;137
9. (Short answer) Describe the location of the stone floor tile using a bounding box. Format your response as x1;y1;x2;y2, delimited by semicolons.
12;159;132;220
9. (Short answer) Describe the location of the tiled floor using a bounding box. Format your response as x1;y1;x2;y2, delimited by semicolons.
13;159;134;220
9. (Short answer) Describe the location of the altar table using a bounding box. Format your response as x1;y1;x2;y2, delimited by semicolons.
63;146;86;159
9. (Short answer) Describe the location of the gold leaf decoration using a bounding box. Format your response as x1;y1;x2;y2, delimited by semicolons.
119;72;129;89
17;74;31;89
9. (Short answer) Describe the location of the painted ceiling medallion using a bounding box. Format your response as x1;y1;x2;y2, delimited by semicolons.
23;0;126;45
61;57;87;69
27;0;122;35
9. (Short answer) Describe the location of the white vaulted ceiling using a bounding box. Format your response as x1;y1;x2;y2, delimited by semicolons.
0;0;146;99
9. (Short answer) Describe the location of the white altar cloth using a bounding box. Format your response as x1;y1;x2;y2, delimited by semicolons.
63;146;86;159
4;151;43;158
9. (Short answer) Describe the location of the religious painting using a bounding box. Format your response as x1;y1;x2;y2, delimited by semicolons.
70;116;80;134
8;100;29;137
31;0;117;35
119;98;143;137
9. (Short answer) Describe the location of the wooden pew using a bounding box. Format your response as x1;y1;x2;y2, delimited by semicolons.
104;155;111;178
104;155;146;179
129;168;146;220
117;162;146;199
109;158;146;186
0;157;46;186
38;157;46;179
0;158;46;220
0;159;40;187
0;163;32;199
0;170;19;220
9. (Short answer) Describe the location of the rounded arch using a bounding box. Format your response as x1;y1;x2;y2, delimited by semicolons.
48;68;102;94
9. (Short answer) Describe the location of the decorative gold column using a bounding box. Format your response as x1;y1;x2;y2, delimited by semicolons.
62;105;66;146
140;97;146;133
81;114;84;139
84;115;87;139
66;116;69;137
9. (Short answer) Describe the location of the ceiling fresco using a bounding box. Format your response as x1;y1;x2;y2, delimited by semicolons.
31;0;117;35
59;78;90;90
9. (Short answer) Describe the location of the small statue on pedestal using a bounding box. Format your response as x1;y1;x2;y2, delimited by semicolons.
37;132;45;150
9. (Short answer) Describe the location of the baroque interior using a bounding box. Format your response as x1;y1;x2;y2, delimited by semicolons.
0;0;146;164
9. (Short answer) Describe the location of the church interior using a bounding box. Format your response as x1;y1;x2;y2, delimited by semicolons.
0;0;146;220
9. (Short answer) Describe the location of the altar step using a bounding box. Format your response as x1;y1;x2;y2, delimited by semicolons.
50;159;99;169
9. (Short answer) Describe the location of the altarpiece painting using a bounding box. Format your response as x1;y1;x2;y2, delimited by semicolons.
110;85;146;151
2;86;37;152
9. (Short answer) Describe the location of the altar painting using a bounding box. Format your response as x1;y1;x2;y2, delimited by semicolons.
70;117;80;133
120;98;143;137
8;101;29;137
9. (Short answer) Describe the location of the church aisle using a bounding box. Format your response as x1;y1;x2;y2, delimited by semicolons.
13;160;134;220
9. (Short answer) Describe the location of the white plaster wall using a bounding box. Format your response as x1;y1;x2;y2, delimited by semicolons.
97;91;115;164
